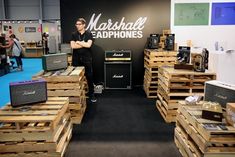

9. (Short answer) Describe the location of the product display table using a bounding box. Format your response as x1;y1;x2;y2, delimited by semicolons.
33;66;87;124
156;66;216;123
0;97;72;157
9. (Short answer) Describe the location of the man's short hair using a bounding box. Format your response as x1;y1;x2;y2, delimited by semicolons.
76;18;86;24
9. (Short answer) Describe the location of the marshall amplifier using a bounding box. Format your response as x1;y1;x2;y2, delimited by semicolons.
42;53;68;71
10;79;47;107
204;80;235;109
104;62;132;89
105;50;131;61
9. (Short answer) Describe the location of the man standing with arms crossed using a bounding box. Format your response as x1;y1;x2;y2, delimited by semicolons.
70;18;97;103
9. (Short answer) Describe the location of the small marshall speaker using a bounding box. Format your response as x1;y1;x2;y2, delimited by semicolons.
10;79;47;107
165;34;175;51
105;50;131;61
148;34;160;49
42;53;68;71
104;62;132;89
204;80;235;109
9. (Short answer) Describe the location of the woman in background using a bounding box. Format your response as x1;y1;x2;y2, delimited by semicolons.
0;34;23;71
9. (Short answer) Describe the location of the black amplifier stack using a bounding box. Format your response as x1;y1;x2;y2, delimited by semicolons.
104;50;132;89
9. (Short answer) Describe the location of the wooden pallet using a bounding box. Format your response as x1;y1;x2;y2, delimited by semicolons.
144;58;175;68
32;66;87;124
158;67;216;85
0;97;72;157
156;67;216;122
144;49;177;57
143;85;158;98
175;105;235;157
144;49;176;68
144;71;158;82
71;104;87;124
156;99;176;123
32;66;85;83
0;97;69;132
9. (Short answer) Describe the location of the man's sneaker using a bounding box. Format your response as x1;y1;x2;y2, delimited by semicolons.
90;94;97;103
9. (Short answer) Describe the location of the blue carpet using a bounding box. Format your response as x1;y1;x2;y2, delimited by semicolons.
0;58;42;107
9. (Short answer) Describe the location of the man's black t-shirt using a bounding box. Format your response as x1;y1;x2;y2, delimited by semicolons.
71;30;93;58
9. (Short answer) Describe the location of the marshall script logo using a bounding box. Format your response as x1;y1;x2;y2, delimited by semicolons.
53;60;62;64
113;53;123;57
87;13;147;39
23;90;36;96
113;74;124;79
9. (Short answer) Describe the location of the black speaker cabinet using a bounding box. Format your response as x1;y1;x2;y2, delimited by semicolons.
104;62;132;89
42;53;68;71
10;79;47;107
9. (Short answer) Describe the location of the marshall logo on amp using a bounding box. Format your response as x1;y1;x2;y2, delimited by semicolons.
113;53;124;57
9;79;47;107
113;74;124;79
105;50;131;61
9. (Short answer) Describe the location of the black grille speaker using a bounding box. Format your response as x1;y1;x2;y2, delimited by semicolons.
104;62;132;89
148;34;160;49
10;79;47;107
165;34;175;51
42;53;68;71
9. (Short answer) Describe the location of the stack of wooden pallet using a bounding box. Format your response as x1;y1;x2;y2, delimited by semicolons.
0;97;72;157
175;103;235;157
157;66;216;123
159;29;172;50
144;49;177;98
33;66;87;124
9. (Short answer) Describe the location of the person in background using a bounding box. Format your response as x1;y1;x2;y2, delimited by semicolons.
42;32;49;54
70;18;97;103
0;34;23;71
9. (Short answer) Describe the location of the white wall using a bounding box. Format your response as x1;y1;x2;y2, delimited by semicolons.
171;0;235;85
171;0;235;51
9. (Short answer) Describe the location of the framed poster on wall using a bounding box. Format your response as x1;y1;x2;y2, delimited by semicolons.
25;27;36;33
211;2;235;25
174;3;209;26
3;25;8;31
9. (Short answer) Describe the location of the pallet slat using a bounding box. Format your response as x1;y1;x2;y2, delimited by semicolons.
32;66;87;124
175;104;235;157
157;66;216;123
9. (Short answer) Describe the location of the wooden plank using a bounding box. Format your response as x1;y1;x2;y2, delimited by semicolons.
177;105;235;156
47;89;83;97
70;67;84;76
0;152;61;157
60;66;74;76
0;142;56;153
0;116;56;123
47;82;83;90
0;110;59;116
